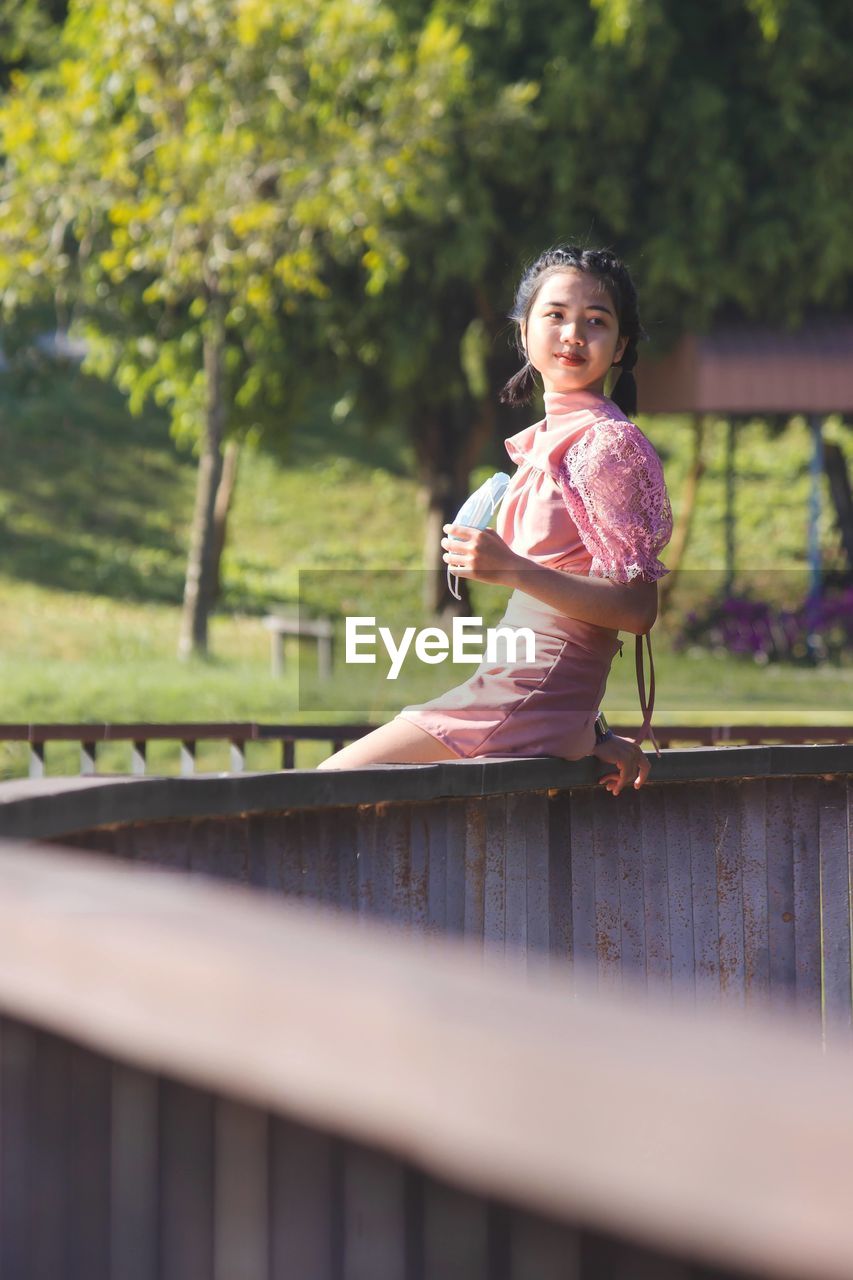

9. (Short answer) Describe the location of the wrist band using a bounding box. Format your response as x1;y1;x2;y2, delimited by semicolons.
594;712;612;745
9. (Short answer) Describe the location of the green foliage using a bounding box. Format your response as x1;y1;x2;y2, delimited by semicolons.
296;0;853;494
0;0;471;449
0;0;66;85
5;0;848;472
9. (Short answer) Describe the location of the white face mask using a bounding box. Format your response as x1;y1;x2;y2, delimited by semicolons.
447;471;511;601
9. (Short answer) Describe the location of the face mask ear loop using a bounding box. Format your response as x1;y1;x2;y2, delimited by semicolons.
446;482;504;602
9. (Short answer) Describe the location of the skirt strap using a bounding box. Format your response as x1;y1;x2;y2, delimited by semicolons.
633;631;661;757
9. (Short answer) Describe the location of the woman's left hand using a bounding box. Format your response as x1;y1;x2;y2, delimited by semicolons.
441;524;524;587
592;732;651;795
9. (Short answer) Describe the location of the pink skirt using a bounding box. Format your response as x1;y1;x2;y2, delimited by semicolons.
395;589;624;760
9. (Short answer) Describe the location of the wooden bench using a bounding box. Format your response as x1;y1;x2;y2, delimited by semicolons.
262;613;333;679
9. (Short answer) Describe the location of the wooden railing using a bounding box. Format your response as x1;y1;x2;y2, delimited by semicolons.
0;721;371;776
2;840;853;1279
0;720;849;777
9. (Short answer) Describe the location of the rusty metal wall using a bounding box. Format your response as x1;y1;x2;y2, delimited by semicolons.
62;774;853;1037
0;1014;760;1280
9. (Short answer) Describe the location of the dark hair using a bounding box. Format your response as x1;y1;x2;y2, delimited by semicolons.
499;244;646;416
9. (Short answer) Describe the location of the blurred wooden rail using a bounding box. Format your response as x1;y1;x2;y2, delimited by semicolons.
2;841;853;1279
0;720;848;776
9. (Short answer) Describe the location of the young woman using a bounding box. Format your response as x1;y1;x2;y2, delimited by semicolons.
318;245;673;796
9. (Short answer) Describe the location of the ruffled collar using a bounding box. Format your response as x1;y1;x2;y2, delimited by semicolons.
504;389;624;477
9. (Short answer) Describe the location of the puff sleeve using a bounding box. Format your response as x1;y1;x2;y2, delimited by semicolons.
556;419;673;584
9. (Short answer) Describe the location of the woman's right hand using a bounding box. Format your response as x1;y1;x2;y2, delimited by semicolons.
591;733;650;796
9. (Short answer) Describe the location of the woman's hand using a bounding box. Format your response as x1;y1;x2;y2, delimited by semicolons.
592;733;651;796
441;524;524;587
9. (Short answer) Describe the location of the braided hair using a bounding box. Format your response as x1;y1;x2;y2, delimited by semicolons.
499;244;646;417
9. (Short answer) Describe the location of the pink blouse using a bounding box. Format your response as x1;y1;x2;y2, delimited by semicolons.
497;388;672;584
496;387;673;752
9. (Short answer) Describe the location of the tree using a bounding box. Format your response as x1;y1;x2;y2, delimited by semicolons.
0;0;470;654
0;0;67;85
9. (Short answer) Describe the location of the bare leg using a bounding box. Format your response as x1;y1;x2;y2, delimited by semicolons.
316;718;461;769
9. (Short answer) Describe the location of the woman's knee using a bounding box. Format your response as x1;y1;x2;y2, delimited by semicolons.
316;717;458;768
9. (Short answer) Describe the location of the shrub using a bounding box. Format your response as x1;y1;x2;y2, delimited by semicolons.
673;585;853;665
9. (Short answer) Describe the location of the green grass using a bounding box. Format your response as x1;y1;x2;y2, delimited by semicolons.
0;359;850;777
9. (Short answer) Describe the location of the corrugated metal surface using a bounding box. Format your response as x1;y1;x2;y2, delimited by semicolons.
0;1016;764;1280
60;773;853;1035
819;780;853;1041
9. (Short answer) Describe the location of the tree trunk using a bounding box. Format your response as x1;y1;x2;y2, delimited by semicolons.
210;438;241;606
823;440;853;576
178;297;226;659
658;413;706;616
723;416;737;596
414;399;496;619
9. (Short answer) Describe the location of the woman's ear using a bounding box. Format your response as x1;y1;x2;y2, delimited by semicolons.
613;334;629;366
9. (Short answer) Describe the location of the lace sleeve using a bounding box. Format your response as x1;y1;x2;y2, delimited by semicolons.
556;420;673;584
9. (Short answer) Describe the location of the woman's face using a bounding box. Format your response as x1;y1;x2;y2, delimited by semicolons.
521;268;628;397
